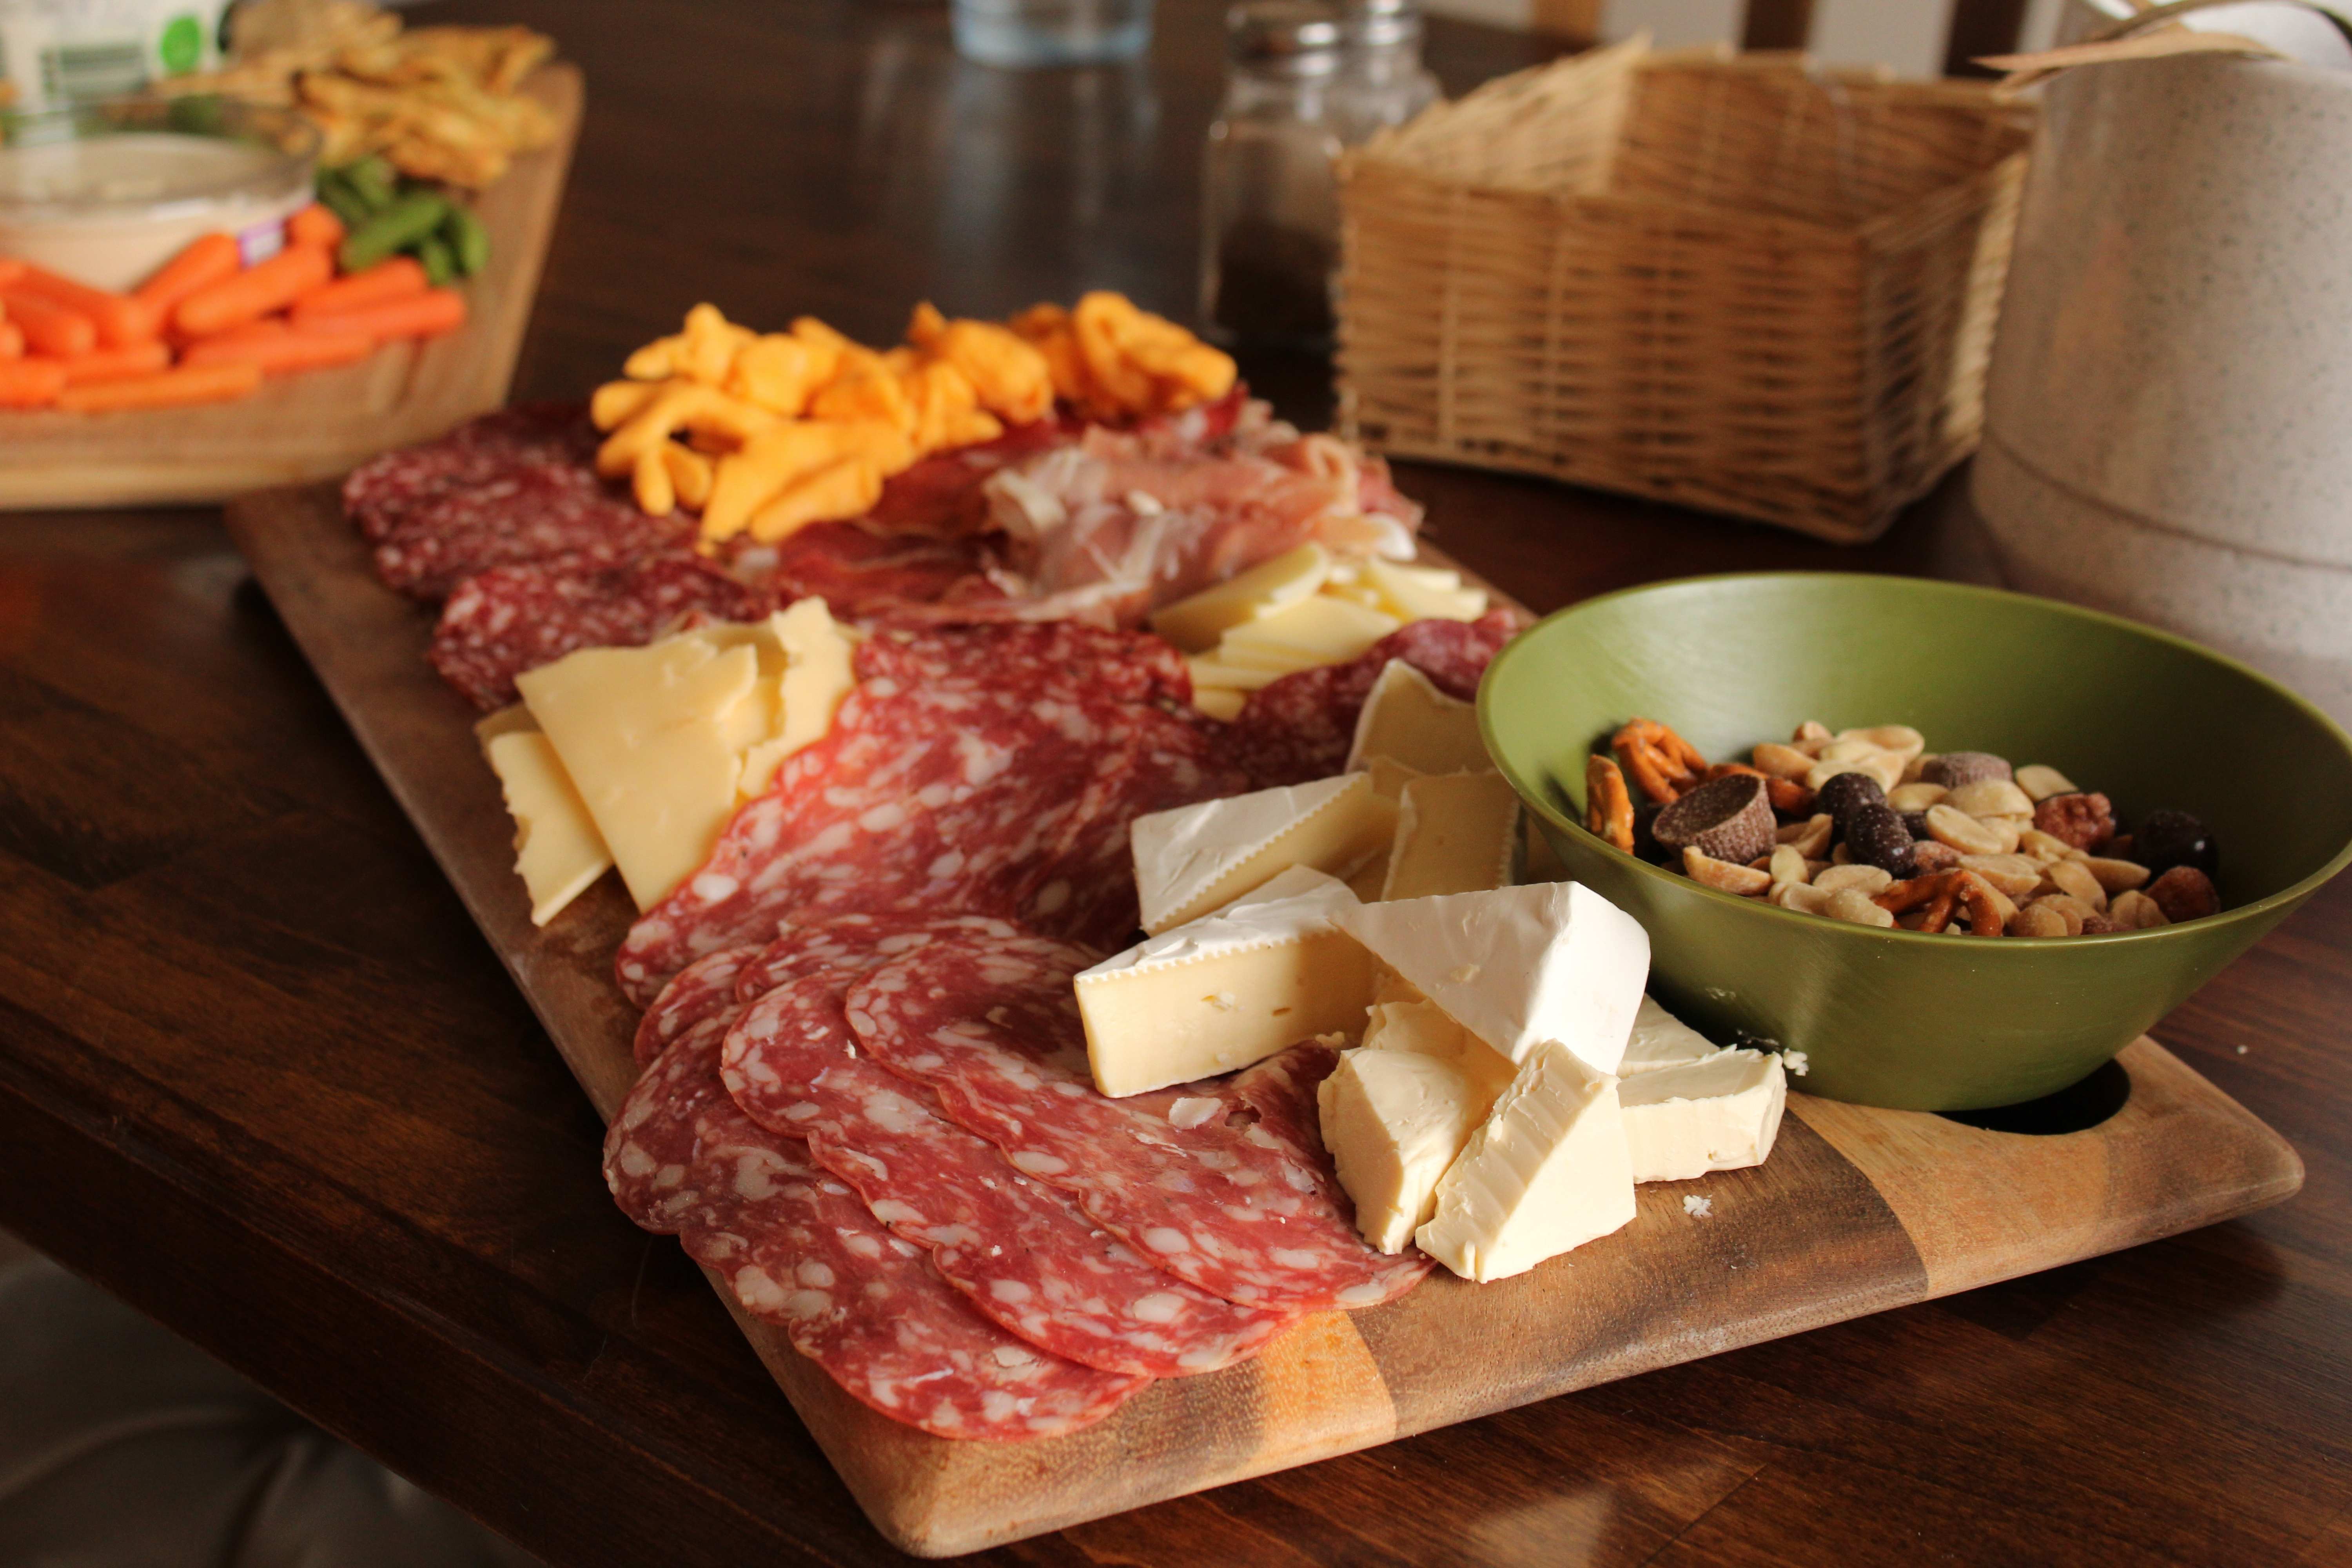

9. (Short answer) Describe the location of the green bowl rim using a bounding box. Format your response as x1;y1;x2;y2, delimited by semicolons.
1477;570;2352;951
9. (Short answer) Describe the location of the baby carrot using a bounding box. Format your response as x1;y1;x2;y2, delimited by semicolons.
58;340;173;385
292;286;466;345
286;203;346;250
0;320;20;358
56;359;261;412
172;244;332;338
0;357;67;408
183;320;374;375
133;233;241;316
1;289;97;357
7;264;156;346
288;255;426;321
0;259;22;288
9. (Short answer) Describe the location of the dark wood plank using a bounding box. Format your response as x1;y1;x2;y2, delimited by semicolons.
2;2;2349;1565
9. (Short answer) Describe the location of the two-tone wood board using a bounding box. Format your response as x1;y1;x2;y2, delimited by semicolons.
1;66;580;512
224;481;2304;1557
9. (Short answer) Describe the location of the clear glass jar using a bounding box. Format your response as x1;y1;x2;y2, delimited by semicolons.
1335;0;1440;144
1198;1;1346;350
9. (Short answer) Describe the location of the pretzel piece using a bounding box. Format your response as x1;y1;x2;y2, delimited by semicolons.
1586;754;1636;854
1612;718;1709;804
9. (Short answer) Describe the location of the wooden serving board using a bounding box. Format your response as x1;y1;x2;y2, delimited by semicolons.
225;481;2306;1558
0;66;581;512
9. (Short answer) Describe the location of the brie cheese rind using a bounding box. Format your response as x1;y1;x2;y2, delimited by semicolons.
1620;1048;1786;1183
1414;1042;1637;1283
1334;881;1651;1074
1130;772;1397;935
1077;866;1377;1098
1345;659;1491;776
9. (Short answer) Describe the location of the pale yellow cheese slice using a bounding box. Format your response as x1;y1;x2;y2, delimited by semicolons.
1361;558;1488;622
478;721;614;927
1380;769;1524;901
1218;594;1400;669
1192;686;1247;722
1149;542;1332;653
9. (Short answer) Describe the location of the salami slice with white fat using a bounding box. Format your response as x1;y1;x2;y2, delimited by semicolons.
1223;609;1526;789
724;961;1293;1377
615;624;1241;1007
603;954;1143;1439
844;930;1432;1312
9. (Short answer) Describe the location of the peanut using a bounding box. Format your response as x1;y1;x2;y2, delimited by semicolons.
2109;889;2169;928
1825;887;1897;927
1956;853;2042;900
1926;803;2006;857
1684;847;1771;896
1837;724;1926;764
1815;864;1895;896
2032;893;2097;935
2008;902;2071;938
1806;755;1902;794
2015;764;2078;802
1775;813;1833;858
1791;719;1832;754
1773;880;1833;915
1769;844;1810;887
1945;779;2035;819
1752;742;1817;781
2045;858;2109;913
2080;856;2151;894
1887;782;1949;813
2017;828;2077;864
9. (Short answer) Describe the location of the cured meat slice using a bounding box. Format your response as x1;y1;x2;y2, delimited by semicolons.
736;522;1000;619
614;624;1241;1006
603;959;1144;1439
845;930;1432;1312
861;418;1080;538
345;403;599;543
372;461;691;601
632;946;758;1070
732;913;1024;1005
428;550;771;710
1224;609;1528;789
724;968;1292;1376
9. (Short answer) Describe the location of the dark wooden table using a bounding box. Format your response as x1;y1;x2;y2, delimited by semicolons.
2;2;2347;1563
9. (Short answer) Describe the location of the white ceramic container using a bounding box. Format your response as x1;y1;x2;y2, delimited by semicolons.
1974;41;2352;726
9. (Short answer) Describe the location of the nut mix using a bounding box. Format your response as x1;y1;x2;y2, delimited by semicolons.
1594;718;2225;938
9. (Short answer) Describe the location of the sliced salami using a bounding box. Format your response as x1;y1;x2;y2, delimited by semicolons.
631;946;758;1069
1223;609;1528;789
372;461;692;601
603;965;1144;1439
344;404;599;543
725;969;1292;1376
844;930;1432;1312
614;624;1239;1007
428;550;771;710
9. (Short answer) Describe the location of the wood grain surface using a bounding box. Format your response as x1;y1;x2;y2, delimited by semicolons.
223;479;2301;1555
3;4;2349;1565
0;65;580;512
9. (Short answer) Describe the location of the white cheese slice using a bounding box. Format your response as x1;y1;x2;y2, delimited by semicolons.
1149;542;1332;653
1620;1048;1786;1183
1345;660;1491;776
1131;771;1397;935
1414;1042;1636;1282
1334;882;1650;1074
478;721;613;927
1620;995;1730;1075
1361;558;1489;623
1380;769;1523;901
519;636;761;911
1218;593;1400;668
1077;866;1377;1098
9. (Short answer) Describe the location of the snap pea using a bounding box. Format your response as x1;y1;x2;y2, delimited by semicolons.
342;155;399;213
441;203;491;278
415;234;457;289
313;170;372;230
339;192;452;273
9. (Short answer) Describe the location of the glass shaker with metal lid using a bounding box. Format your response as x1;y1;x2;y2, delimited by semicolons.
1336;0;1440;142
1198;0;1346;349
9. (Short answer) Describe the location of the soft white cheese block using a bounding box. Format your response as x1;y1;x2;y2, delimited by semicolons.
1620;1048;1786;1183
1318;992;1520;1251
1380;769;1524;901
1414;1042;1636;1282
478;719;613;926
1078;866;1378;1098
1345;659;1492;776
1149;541;1331;653
1131;771;1397;935
1620;996;1730;1075
1334;882;1650;1074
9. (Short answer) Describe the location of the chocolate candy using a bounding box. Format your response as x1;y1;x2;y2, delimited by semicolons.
1813;769;1886;829
2134;809;2219;879
1843;801;1918;878
1650;773;1775;867
1921;751;2012;789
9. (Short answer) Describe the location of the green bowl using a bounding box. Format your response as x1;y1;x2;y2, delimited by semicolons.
1478;572;2352;1110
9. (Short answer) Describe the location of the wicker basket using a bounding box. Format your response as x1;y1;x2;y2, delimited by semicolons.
1336;41;2036;543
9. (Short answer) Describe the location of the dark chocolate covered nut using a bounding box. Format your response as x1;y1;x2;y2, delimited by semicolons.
2134;809;2219;879
1844;802;1919;878
1900;810;1931;840
1651;773;1775;867
1813;769;1886;829
1920;751;2012;789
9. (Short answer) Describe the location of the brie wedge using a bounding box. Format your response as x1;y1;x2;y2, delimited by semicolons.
1345;660;1490;776
1380;769;1523;901
1619;996;1729;1075
1620;1048;1786;1183
1131;771;1398;935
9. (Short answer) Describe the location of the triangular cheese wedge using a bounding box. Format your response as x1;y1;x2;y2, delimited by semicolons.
1619;995;1729;1075
1380;769;1523;901
1346;660;1491;775
1131;771;1397;935
1333;882;1650;1073
1619;1048;1786;1183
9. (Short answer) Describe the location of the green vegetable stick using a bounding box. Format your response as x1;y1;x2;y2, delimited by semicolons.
339;192;452;273
416;234;457;289
344;156;399;212
314;171;372;230
441;204;491;278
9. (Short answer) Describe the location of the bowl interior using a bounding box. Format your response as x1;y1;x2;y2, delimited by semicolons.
1485;573;2352;928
